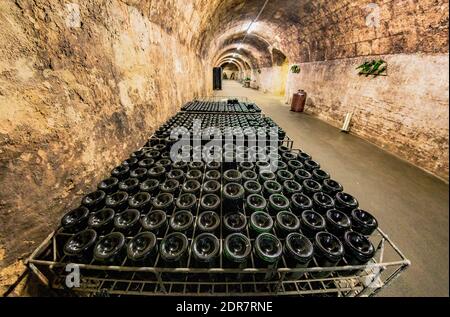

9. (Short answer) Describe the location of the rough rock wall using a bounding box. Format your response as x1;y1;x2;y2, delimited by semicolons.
0;0;207;283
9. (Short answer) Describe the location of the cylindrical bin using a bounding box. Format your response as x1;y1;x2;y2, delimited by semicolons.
290;90;307;112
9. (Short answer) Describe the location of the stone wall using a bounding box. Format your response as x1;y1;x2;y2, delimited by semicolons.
225;0;449;180
0;0;207;286
285;54;449;180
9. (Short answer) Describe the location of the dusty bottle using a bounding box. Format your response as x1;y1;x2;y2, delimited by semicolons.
152;193;174;212
141;210;168;237
282;151;297;163
253;233;283;281
244;180;262;196
300;210;326;239
275;211;300;238
341;231;375;275
130;167;148;182
312;169;330;184
127;232;158;266
223;213;247;234
302;179;322;197
98;177;119;195
259;171;276;184
61;206;90;233
160;179;180;196
118;178;140;195
239;161;255;172
114;209;141;236
156;158;172;172
111;165;130;181
205;170;221;182
223;233;251;280
290;193;313;215
139;179;160;195
172;161;188;172
297;152;312;163
63;229;97;263
88;208;115;235
283;233;314;280
200;194;220;212
223;169;242;184
294;169;312;184
242;170;258;182
262;180;282;199
123;158;139;170
159;232;189;272
186;169;203;182
312;232;344;278
277;170;294;184
206;161;221;170
283;180;302;198
105;191;129;212
246;194;267;214
189;161;204;171
197;211;220;234
335;192;359;215
182;180;201;195
192;233;220;269
93;232;126;265
312;192;335;214
170;210;194;236
176;193;198;212
325;209;351;238
275;160;288;171
249;211;274;239
202;180;221;195
303;159;320;172
351;209;378;236
287;160;303;172
222;183;245;213
82;190;106;212
268;194;290;215
167;169;185;183
322;179;343;197
129;192;152;214
148;166;166;182
138;158;155;170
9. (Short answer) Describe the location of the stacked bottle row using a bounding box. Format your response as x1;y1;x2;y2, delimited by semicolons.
149;113;286;141
181;99;261;113
59;139;379;281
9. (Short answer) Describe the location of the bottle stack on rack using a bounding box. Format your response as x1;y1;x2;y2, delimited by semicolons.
26;98;409;297
181;99;261;113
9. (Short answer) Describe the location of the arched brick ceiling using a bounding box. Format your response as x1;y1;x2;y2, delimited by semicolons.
217;57;246;69
125;0;448;64
216;32;273;67
216;54;252;70
213;46;271;69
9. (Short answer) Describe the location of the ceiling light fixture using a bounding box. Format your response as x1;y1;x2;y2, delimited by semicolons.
236;0;269;51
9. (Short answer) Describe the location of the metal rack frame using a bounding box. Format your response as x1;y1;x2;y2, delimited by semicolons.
25;97;410;297
26;161;410;297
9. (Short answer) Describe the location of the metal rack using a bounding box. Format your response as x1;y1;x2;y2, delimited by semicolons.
26;160;409;297
25;97;410;297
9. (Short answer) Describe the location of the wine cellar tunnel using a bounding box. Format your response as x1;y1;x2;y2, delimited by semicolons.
0;0;448;297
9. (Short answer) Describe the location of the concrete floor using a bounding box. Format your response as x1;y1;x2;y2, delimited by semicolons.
214;80;449;297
